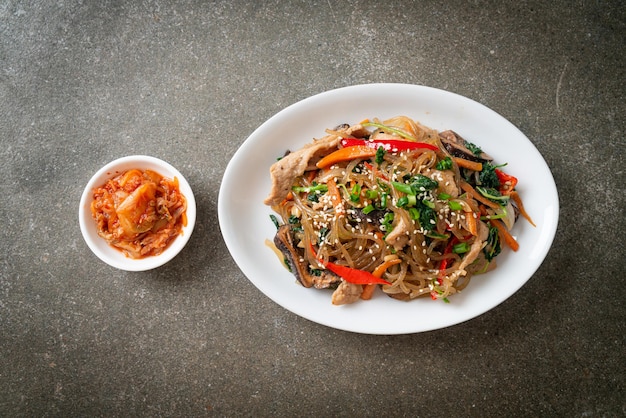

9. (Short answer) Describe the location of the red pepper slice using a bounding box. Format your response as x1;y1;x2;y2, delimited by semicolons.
495;169;518;195
432;237;458;299
437;237;459;283
340;138;438;152
310;243;391;286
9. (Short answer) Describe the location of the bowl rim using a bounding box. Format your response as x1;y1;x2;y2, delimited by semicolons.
78;155;196;271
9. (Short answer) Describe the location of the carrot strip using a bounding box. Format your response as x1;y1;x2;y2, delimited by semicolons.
361;258;402;300
316;145;377;169
453;157;483;172
325;177;344;216
465;210;478;236
461;181;501;210
280;191;294;206
490;219;519;251
360;284;377;300
510;191;536;227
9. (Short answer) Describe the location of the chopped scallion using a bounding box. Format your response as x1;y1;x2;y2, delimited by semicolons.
452;242;471;254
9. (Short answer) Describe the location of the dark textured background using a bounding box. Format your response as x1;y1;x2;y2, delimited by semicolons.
1;0;624;416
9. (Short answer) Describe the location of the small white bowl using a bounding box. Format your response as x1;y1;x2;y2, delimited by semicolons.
79;155;196;271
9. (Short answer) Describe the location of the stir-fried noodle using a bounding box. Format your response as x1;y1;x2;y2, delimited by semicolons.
265;116;531;305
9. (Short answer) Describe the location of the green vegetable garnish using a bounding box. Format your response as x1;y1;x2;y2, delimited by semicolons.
362;204;375;215
270;214;281;229
349;183;362;202
291;183;329;194
408;175;438;192
448;201;463;211
484;226;502;262
365;189;378;199
375;145;386;164
476;187;510;204
436;156;453;170
391;181;414;195
465;142;483;156
478;162;502;189
452;242;471;254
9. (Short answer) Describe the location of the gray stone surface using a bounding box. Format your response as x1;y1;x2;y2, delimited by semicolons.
1;0;624;416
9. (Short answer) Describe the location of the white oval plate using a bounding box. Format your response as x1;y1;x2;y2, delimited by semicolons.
218;84;559;335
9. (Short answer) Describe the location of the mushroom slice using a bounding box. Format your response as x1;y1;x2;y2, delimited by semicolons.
273;225;340;288
439;130;493;162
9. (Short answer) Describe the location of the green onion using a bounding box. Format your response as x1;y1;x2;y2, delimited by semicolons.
379;192;388;208
426;231;450;240
476;186;510;204
438;193;452;200
452;242;471;254
362;204;375;215
448;201;463;211
408;207;420;220
350;183;362;202
365;189;378;199
436;156;453;170
391;181;414;195
291;184;328;194
422;200;435;209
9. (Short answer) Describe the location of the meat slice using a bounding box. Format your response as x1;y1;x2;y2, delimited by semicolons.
331;281;363;305
384;215;411;251
263;124;367;206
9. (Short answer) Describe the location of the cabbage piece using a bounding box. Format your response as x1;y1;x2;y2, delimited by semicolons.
116;181;158;236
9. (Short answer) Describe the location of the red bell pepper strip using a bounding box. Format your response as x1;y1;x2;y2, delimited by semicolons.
340;138;438;152
495;169;518;195
431;237;459;300
309;243;391;286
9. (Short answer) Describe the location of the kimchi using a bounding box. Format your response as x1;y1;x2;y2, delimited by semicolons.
91;168;187;259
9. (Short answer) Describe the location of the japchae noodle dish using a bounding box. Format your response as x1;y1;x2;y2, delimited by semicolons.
264;116;534;305
91;169;187;259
